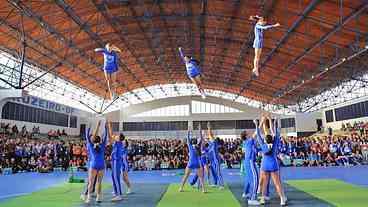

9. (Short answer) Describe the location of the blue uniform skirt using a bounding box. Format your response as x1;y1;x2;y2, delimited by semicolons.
188;158;201;169
261;156;279;172
253;39;263;49
187;67;201;79
103;64;118;74
91;162;105;171
201;156;209;166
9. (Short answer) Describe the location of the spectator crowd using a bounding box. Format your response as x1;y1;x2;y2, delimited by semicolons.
0;122;368;175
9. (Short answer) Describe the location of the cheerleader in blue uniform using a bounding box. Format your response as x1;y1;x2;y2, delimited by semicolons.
85;120;108;204
254;116;287;206
80;128;97;201
178;47;206;99
179;130;206;193
207;122;224;189
249;15;280;76
107;120;124;201
95;43;121;99
190;124;210;186
241;130;260;205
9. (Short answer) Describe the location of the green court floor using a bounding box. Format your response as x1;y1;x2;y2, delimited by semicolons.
0;183;85;207
287;179;368;207
157;184;241;207
1;179;368;207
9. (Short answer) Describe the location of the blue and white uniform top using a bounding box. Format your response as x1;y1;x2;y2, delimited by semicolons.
253;23;275;49
96;48;119;73
256;125;281;172
179;49;201;78
242;139;257;162
85;125;108;170
111;140;123;161
200;145;209;165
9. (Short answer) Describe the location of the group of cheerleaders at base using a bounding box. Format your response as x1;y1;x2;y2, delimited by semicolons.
242;115;287;206
178;115;287;206
95;15;280;100
179;123;225;193
79;116;286;205
79;119;132;204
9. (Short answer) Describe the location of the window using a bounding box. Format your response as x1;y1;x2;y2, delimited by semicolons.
2;102;72;127
111;122;119;132
123;121;188;131
281;118;296;128
132;105;189;117
193;120;254;130
325;110;334;123
334;100;368;121
70;116;78;128
235;120;255;129
191;101;242;114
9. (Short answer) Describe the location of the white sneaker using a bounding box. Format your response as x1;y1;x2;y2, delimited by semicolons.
242;193;250;199
218;186;224;190
126;188;132;194
252;68;259;77
112;92;119;100
179;187;184;192
96;194;102;203
280;195;288;206
201;92;206;99
259;196;265;205
80;194;86;201
209;184;217;187
85;195;91;204
248;200;261;205
264;196;271;201
111;195;123;202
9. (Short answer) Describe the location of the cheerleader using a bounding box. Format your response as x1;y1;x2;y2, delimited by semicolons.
95;43;121;99
178;47;206;99
85;120;108;204
249;15;280;76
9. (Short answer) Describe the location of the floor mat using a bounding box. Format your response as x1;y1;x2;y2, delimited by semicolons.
287;179;368;207
157;184;241;207
228;182;332;207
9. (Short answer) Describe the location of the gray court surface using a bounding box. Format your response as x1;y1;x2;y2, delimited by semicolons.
228;182;333;207
80;183;168;207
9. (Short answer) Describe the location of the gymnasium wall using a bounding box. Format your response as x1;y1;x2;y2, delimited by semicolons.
322;96;368;130
104;96;298;138
0;95;94;136
295;111;323;133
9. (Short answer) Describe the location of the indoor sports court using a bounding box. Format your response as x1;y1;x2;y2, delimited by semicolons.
0;0;367;207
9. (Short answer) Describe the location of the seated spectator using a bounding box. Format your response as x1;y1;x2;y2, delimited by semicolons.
61;129;67;136
47;130;58;139
12;124;19;137
21;125;27;137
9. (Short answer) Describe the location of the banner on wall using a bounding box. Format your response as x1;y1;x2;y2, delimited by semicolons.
8;96;75;114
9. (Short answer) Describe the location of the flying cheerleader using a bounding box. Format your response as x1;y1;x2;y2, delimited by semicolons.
178;47;206;99
95;43;121;100
249;15;280;77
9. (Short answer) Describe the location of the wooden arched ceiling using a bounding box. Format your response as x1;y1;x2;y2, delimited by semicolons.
0;0;367;105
